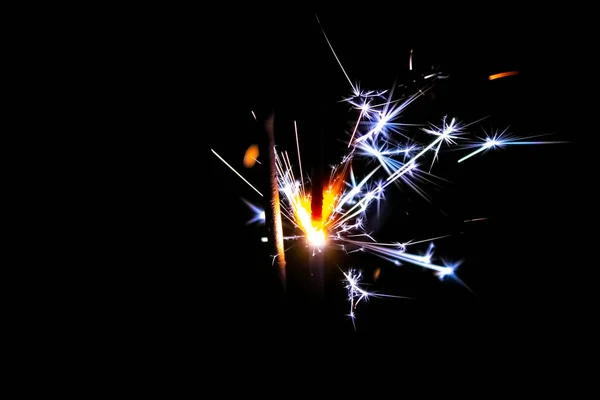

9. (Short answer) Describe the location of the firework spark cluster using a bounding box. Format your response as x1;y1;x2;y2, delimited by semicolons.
212;17;562;327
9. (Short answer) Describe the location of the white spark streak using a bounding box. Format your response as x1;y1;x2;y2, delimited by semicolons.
211;149;263;197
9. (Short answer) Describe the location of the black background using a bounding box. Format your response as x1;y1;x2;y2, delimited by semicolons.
172;9;586;342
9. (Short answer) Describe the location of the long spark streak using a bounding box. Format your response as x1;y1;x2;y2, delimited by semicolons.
457;144;488;163
294;120;305;195
211;149;263;197
348;108;365;146
458;135;568;163
315;14;356;94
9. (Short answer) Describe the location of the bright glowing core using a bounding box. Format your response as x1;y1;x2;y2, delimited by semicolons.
307;229;326;246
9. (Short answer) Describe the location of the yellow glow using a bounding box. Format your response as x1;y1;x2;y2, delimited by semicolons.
290;167;348;247
292;196;328;247
307;229;326;246
293;196;313;233
322;172;345;224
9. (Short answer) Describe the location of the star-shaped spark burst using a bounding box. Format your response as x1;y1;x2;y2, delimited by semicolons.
342;268;411;330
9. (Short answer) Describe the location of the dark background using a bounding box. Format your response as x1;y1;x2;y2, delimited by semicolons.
202;9;583;338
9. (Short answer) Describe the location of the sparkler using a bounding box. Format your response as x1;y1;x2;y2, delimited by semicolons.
266;114;286;289
211;16;562;328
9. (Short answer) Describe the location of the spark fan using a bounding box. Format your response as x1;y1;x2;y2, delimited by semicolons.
211;15;562;328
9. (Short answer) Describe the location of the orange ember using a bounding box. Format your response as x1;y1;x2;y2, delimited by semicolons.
489;71;519;81
243;144;260;168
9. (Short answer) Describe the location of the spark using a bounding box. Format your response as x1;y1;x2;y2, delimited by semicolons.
340;238;457;275
343;268;411;329
378;116;463;191
315;13;356;94
294;120;305;195
354;87;430;144
458;130;568;163
211;149;263;197
464;217;488;223
348;107;366;146
241;198;265;225
489;71;519;80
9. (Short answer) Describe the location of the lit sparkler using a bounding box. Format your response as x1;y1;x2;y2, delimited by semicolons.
212;16;562;327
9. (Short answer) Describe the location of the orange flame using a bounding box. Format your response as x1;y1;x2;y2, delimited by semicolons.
291;166;348;245
322;172;345;225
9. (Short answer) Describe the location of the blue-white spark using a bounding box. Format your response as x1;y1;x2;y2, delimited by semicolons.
342;268;410;329
242;198;265;225
458;129;568;163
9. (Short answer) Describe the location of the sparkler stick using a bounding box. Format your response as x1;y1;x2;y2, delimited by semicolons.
266;114;287;289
